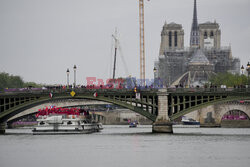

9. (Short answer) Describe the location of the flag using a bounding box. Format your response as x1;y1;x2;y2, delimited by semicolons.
136;93;140;99
93;92;98;97
49;92;53;98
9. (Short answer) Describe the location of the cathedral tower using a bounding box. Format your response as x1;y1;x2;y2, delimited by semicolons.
190;0;200;48
159;22;184;55
199;21;221;49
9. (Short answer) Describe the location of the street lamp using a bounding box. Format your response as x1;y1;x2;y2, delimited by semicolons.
153;67;157;73
66;68;70;88
153;67;157;88
247;62;250;86
241;65;244;75
73;65;77;88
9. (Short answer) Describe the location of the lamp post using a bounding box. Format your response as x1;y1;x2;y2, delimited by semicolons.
73;65;77;88
241;65;244;75
247;62;250;87
153;67;157;73
153;67;159;89
241;62;250;88
66;68;70;88
153;67;157;88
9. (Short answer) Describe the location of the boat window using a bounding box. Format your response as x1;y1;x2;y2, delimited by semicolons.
40;121;45;125
67;121;72;125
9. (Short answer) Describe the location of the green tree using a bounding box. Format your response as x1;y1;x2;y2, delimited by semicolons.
209;72;247;87
24;82;43;88
0;72;42;91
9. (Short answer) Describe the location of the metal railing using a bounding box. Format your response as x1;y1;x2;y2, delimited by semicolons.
0;87;249;96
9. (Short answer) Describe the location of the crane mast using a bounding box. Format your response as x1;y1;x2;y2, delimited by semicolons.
139;0;146;86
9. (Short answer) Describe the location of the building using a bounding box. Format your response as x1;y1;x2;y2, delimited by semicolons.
155;0;240;87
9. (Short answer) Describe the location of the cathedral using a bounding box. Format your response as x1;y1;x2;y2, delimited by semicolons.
154;0;240;87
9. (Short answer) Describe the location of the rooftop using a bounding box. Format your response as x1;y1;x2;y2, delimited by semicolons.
163;22;183;29
189;49;210;65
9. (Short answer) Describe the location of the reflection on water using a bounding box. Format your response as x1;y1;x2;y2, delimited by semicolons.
1;125;250;167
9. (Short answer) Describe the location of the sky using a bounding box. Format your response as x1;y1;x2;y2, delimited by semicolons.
0;0;250;85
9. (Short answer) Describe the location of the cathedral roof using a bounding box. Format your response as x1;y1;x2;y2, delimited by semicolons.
199;22;220;29
189;49;210;65
163;22;182;30
169;22;177;25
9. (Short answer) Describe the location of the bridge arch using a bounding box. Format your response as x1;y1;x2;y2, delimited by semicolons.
183;101;250;126
219;107;250;128
221;109;249;121
169;96;250;121
2;96;156;125
7;99;110;123
218;105;250;122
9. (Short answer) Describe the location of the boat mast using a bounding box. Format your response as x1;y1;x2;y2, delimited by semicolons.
112;29;118;80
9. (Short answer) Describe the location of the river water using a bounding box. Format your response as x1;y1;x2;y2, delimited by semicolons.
1;125;250;167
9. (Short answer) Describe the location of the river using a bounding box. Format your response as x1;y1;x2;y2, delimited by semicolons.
1;125;250;167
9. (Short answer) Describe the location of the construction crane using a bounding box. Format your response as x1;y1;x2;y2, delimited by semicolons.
138;0;149;86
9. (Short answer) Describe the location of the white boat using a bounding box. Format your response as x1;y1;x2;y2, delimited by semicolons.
32;107;103;135
33;115;103;135
181;116;200;126
173;116;200;128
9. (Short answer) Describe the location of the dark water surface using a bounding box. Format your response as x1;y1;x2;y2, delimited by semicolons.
1;125;250;167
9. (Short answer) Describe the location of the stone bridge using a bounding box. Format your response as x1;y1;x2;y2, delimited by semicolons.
0;88;249;133
185;100;250;127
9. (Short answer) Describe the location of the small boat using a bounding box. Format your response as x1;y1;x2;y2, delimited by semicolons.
32;107;103;135
129;121;138;128
181;116;200;126
173;117;200;128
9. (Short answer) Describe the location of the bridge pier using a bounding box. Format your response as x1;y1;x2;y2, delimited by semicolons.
152;121;173;133
152;89;173;133
0;122;6;134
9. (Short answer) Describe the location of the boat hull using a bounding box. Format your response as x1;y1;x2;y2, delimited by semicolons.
32;123;103;135
182;121;200;125
129;125;137;128
32;129;95;135
173;124;200;128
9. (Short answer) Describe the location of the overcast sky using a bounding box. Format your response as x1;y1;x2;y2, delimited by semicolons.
0;0;250;85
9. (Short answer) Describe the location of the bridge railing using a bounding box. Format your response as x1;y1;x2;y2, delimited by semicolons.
167;87;250;93
0;87;249;95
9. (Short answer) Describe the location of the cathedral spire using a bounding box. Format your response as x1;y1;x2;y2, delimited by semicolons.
190;0;200;48
192;0;198;31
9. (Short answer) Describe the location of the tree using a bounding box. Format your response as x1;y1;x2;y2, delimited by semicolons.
0;72;42;91
209;72;247;87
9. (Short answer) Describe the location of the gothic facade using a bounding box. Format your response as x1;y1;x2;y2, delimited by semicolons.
155;0;240;86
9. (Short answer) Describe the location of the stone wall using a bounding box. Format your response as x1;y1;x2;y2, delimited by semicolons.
221;120;250;128
99;109;152;125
